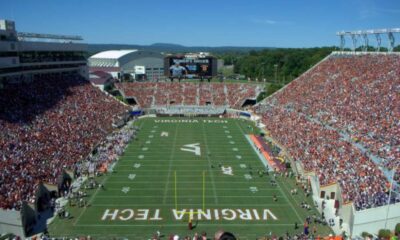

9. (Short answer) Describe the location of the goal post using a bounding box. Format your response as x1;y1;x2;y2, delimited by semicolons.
174;170;206;222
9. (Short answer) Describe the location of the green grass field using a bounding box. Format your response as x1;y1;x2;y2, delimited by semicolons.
49;117;332;239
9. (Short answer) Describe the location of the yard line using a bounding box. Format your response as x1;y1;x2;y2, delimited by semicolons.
107;180;276;184
105;187;278;190
234;120;305;223
95;195;282;198
278;178;314;220
234;120;304;222
234;120;248;139
120;155;257;158
121;153;256;156
122;151;254;154
73;121;146;226
73;175;107;226
75;223;294;227
275;179;304;223
114;169;264;172
162;124;179;204
117;163;212;166
91;203;288;206
201;122;219;204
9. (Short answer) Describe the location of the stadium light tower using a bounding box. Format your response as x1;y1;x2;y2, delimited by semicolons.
388;32;395;52
375;33;382;52
339;34;345;50
362;33;369;51
336;28;400;52
274;64;278;83
351;34;358;52
258;62;267;80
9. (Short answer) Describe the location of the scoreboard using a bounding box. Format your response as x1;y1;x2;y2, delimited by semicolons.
164;55;218;79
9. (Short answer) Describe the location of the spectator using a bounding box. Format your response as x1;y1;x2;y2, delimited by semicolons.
0;73;130;210
115;82;262;109
254;53;400;210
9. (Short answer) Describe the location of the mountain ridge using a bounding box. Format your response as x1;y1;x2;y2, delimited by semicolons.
88;43;272;54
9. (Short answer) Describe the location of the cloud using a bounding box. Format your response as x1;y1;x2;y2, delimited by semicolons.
356;0;378;19
251;18;277;25
359;9;377;19
359;7;400;19
377;8;400;14
357;0;400;19
250;18;292;26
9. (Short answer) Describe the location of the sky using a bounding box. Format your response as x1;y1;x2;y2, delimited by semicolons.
1;0;400;47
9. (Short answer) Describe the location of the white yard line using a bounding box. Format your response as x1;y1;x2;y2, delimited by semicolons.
114;169;267;172
234;120;304;223
120;155;256;158
73;121;146;226
124;151;255;154
98;187;278;191
279;178;314;221
275;179;304;223
107;180;272;184
234;120;248;137
75;223;294;227
73;176;108;226
91;203;288;206
201;122;219;204
95;195;282;198
162;124;179;204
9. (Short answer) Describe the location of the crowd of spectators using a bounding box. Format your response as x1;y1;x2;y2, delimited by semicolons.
155;105;226;115
81;123;137;176
255;53;400;210
115;82;262;109
0;73;130;210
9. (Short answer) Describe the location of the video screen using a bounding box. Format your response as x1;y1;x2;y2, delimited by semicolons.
186;65;197;71
166;57;214;77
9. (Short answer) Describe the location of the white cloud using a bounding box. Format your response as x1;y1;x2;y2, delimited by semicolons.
251;18;277;25
357;0;400;19
377;8;400;14
250;17;292;26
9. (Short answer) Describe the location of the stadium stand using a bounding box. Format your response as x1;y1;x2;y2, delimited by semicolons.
250;135;286;172
115;82;262;109
155;105;226;115
0;73;130;210
255;52;400;211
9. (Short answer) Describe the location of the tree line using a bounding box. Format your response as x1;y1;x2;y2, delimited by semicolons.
220;47;336;84
216;45;399;98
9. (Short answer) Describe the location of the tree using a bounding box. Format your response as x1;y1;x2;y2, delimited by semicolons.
361;232;373;238
265;83;283;97
378;229;392;240
233;47;335;85
395;223;400;235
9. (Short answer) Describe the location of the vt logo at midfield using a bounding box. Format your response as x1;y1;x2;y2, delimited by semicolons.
180;143;201;156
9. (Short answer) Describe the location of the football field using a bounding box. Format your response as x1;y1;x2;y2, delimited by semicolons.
49;117;332;239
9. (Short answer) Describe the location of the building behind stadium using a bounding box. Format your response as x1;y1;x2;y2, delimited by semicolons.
88;49;164;81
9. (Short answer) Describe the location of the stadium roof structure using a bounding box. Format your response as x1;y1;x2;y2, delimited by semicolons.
90;49;138;60
17;32;83;41
337;28;400;52
89;49;163;69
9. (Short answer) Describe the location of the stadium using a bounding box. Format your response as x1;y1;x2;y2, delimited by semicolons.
0;3;400;240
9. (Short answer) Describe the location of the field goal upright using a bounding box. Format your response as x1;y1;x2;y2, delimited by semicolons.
174;170;206;221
